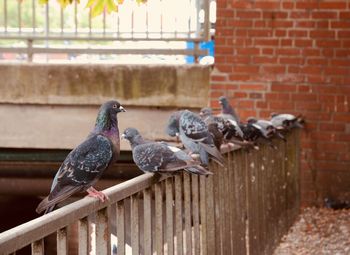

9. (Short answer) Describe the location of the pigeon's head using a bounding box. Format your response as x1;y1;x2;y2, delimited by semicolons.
101;100;126;116
246;117;257;124
218;96;229;107
199;107;212;118
121;128;140;142
166;111;182;137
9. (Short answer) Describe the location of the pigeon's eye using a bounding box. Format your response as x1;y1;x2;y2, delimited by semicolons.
113;104;118;109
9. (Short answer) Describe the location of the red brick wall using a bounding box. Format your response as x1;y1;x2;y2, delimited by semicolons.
211;0;350;206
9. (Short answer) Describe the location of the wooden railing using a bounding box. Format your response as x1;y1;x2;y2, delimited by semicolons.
0;131;300;255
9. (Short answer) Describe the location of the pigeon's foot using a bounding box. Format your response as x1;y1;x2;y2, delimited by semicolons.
87;187;109;202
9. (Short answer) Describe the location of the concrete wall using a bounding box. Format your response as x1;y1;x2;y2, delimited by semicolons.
0;64;210;150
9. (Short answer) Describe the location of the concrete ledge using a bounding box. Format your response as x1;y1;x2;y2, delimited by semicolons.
0;104;188;150
0;63;210;108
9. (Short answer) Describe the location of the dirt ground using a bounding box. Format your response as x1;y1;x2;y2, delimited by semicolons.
274;207;350;255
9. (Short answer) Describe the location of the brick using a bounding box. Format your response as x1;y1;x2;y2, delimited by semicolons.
254;20;267;27
289;30;308;37
280;57;303;65
281;39;293;46
236;48;260;55
239;84;267;91
322;49;334;57
324;67;349;76
312;12;338;19
255;39;279;46
229;74;251;81
226;55;250;64
238;100;255;108
292;93;317;101
215;47;234;55
236;11;261;19
233;65;260;73
331;21;350;28
271;83;297;92
257;101;268;108
339;12;350;19
276;48;301;55
269;101;295;110
248;29;273;37
307;58;328;65
211;84;228;90
282;2;294;9
310;30;335;38
319;123;345;132
216;64;233;73
290;11;310;19
255;1;280;9
298;85;311;92
262;48;274;55
335;49;350;58
233;92;248;98
295;39;313;47
275;30;287;37
316;21;329;28
330;59;350;66
319;2;346;9
253;56;278;64
211;75;227;82
262;66;286;74
302;66;324;75
303;49;321;57
296;21;316;28
296;2;318;9
316;40;341;48
343;40;350;48
232;1;253;8
249;92;263;99
228;20;253;27
271;20;294;28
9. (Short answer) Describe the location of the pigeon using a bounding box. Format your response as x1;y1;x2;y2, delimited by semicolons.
36;100;126;214
247;117;285;141
270;113;304;130
218;96;240;122
122;128;212;176
167;110;225;166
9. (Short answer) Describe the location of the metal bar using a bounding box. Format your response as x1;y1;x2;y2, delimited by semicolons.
60;7;64;34
74;0;78;35
78;217;89;255
131;194;140;255
18;0;22;33
154;182;164;255
96;207;111;255
203;0;210;41
4;0;7;32
143;189;152;255
31;239;44;255
174;174;183;255
32;0;36;33
191;175;200;255
57;227;68;255
116;200;125;255
165;177;174;255
0;173;166;254
183;172;192;255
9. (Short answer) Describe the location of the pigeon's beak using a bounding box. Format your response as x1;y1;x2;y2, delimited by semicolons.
121;134;126;140
119;106;126;112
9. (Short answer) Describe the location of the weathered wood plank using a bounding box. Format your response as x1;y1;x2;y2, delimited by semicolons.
143;189;152;255
199;175;207;255
183;172;192;255
165;178;174;255
96;207;111;255
191;174;200;255
131;194;140;255
174;174;183;255
57;227;68;255
154;182;164;255
31;239;44;255
116;200;125;255
205;167;216;255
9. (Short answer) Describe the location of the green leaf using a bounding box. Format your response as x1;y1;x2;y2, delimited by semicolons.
91;0;106;17
39;0;49;4
85;0;95;8
106;0;117;13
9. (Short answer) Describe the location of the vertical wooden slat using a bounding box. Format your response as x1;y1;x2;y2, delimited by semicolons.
131;194;140;255
222;153;232;255
239;150;248;255
96;208;111;255
117;200;125;255
57;227;68;255
183;172;192;255
143;189;152;255
228;151;236;254
205;165;216;255
213;161;222;255
174;174;183;255
191;174;200;255
78;217;88;255
31;239;44;255
155;182;164;255
199;175;207;255
165;178;174;255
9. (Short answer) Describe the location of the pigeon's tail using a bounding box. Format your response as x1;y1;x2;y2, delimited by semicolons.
36;185;81;214
198;142;226;166
185;165;213;176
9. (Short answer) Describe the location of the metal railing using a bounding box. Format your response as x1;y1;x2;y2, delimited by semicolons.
0;131;300;255
0;0;215;63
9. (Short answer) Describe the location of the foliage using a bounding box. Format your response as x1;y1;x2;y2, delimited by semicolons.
38;0;147;17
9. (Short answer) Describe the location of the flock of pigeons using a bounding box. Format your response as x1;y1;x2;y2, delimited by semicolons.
36;97;303;214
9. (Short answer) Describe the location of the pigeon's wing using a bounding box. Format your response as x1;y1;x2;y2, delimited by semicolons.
133;143;192;172
36;135;113;214
180;111;210;141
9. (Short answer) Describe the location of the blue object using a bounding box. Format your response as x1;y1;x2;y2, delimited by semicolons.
186;40;214;63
